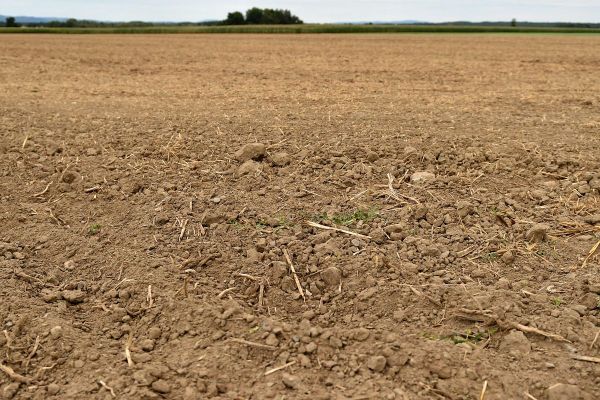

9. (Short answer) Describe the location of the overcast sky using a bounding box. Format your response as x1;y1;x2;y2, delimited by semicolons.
2;0;599;23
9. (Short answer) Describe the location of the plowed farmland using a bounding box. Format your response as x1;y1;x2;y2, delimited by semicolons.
1;34;600;399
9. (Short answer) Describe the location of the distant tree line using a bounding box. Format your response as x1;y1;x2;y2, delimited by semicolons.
224;8;303;25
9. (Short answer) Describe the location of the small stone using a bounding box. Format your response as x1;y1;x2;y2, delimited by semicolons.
297;354;312;368
547;383;583;400
352;327;370;341
270;261;288;281
237;160;261;176
235;143;266;162
410;171;435;183
265;334;279;347
366;151;379;162
271;152;291;167
367;355;387;372
302;310;316;320
320;267;342;287
583;214;600;225
499;330;531;355
570;304;588;316
151;379;171;394
329;336;343;348
183;386;201;400
501;250;515;264
63;260;76;270
305;342;317;353
47;383;60;395
148;327;162;340
3;382;20;399
384;224;404;234
282;373;299;389
50;326;63;339
358;286;378;300
62;290;85;304
41;289;62;303
497;277;511;289
526;224;549;243
140;339;155;351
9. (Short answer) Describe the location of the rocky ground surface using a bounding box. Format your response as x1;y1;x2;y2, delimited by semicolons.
1;34;600;399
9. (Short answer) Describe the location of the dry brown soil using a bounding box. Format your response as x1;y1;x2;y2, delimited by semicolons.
1;34;600;400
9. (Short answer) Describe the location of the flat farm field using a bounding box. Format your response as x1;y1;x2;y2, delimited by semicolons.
1;34;600;400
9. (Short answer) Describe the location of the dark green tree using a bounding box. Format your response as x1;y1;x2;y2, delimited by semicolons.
245;7;264;24
511;18;517;27
6;17;17;27
225;11;245;25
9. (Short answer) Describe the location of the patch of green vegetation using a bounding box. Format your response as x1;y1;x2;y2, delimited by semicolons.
310;212;329;224
331;209;378;226
88;223;101;235
424;328;497;344
551;297;563;307
482;252;499;261
450;329;491;344
255;221;268;230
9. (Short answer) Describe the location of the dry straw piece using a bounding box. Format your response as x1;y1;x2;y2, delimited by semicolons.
306;221;371;239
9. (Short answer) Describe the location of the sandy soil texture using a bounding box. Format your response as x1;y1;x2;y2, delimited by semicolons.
1;34;600;399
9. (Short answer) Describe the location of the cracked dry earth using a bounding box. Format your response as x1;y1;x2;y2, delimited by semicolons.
1;34;600;400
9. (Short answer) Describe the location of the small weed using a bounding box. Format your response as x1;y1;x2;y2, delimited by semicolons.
332;209;378;226
483;252;498;261
256;221;268;230
310;212;329;223
551;297;563;307
449;328;496;344
88;223;101;235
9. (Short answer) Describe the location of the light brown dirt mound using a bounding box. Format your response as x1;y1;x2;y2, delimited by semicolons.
1;34;599;400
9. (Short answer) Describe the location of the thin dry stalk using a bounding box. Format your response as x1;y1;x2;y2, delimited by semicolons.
178;219;189;241
283;249;305;302
218;287;236;299
590;330;599;350
306;221;370;239
0;363;32;383
258;282;265;308
146;285;153;308
98;380;116;397
264;360;296;376
456;308;570;343
582;239;600;268
237;273;259;281
479;380;488;400
125;335;134;367
22;335;40;371
524;392;539;400
230;338;277;351
32;181;52;197
571;354;600;363
387;173;419;204
409;285;442;307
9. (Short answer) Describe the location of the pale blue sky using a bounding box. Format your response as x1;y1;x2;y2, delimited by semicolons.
2;0;599;22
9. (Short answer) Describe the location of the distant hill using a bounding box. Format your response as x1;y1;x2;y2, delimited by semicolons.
1;15;67;23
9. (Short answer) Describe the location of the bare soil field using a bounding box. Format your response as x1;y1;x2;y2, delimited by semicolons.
1;34;599;399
